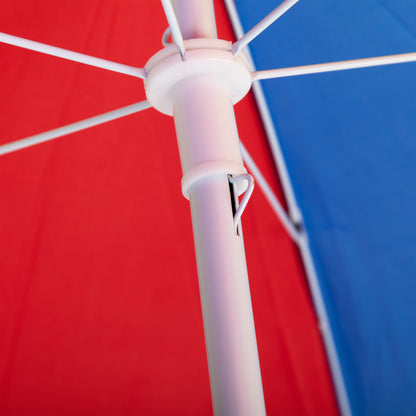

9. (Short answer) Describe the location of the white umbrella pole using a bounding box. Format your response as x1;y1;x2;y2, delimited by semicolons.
173;78;266;415
165;1;266;414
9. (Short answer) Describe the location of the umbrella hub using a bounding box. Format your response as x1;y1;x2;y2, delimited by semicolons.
144;38;251;116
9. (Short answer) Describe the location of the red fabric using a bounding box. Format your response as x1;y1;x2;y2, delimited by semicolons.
0;1;338;414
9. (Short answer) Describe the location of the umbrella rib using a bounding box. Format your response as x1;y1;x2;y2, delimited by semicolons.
240;141;301;243
0;101;152;156
160;0;186;59
0;32;146;79
252;52;416;80
232;0;300;56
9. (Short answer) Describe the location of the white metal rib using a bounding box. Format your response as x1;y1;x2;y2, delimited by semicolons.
232;0;300;56
240;142;300;243
160;0;186;58
241;144;352;416
0;101;151;156
252;52;416;80
0;32;146;79
244;145;354;413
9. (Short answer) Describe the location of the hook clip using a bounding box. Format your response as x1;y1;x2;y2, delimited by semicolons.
229;173;254;234
162;27;172;47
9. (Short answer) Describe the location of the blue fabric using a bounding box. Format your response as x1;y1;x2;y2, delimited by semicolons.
235;1;416;414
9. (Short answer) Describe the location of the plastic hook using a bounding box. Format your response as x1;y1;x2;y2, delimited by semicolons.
229;173;254;234
162;27;172;47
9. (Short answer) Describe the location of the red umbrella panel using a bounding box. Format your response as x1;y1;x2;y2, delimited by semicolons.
0;1;338;414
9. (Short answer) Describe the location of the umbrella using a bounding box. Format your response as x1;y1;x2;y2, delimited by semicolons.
3;0;413;414
0;1;339;414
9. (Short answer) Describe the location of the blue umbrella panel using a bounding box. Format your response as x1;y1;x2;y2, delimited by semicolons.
233;0;416;414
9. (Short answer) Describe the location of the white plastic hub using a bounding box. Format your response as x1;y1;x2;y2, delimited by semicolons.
144;39;252;116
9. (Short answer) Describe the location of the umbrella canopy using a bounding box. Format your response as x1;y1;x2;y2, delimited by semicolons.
233;0;416;414
0;1;338;415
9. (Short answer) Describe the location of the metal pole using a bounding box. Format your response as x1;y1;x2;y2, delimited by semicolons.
169;1;266;414
190;177;265;416
170;0;217;39
173;77;266;415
